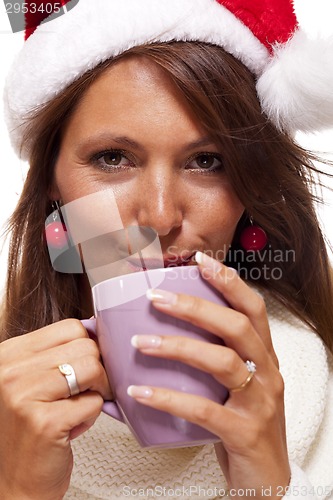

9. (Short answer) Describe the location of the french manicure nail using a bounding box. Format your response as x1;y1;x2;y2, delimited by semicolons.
194;251;204;265
127;385;153;399
146;289;177;305
194;251;222;273
131;335;162;349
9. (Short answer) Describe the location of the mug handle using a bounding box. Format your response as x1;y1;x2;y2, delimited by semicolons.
81;319;125;423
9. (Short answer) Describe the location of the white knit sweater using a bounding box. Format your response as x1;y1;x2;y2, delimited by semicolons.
65;292;333;499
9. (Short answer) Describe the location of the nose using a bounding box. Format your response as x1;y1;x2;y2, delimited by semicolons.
132;170;184;237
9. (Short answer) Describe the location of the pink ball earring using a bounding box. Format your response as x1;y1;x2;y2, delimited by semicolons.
240;217;268;252
45;201;69;249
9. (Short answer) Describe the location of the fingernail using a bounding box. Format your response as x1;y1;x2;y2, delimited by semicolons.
194;251;204;264
127;385;153;399
131;335;162;349
194;251;222;273
146;289;177;305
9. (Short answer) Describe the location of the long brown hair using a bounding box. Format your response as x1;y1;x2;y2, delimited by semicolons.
1;42;333;350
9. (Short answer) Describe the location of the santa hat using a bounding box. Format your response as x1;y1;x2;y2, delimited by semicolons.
3;0;333;160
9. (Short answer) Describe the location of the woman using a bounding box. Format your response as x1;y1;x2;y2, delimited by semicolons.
1;0;333;498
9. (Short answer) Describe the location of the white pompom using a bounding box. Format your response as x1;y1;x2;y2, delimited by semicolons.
257;29;333;133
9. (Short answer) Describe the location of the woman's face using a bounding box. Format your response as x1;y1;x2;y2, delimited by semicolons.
53;56;244;266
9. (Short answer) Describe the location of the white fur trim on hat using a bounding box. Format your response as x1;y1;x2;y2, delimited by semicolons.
258;29;333;133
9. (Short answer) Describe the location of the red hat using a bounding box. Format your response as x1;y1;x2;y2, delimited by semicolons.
4;0;333;159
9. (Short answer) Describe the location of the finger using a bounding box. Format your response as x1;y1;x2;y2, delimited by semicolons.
41;392;104;440
32;319;90;352
132;334;260;392
195;252;274;356
2;319;89;359
49;337;108;398
70;416;99;441
54;357;112;401
11;338;112;401
127;385;244;441
146;289;273;372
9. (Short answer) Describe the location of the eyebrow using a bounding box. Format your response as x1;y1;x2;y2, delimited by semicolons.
75;133;217;155
75;134;143;154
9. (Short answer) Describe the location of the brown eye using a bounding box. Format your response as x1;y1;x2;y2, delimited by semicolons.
91;149;134;171
103;152;124;166
187;153;223;172
196;155;215;169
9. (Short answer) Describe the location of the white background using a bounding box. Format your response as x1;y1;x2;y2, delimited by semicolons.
0;0;332;294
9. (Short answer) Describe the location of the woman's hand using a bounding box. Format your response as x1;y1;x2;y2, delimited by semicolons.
127;252;290;498
0;319;112;500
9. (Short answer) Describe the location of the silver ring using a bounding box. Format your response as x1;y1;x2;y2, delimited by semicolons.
230;360;257;393
58;363;80;397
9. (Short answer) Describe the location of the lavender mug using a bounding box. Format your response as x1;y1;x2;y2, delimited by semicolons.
83;265;229;449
